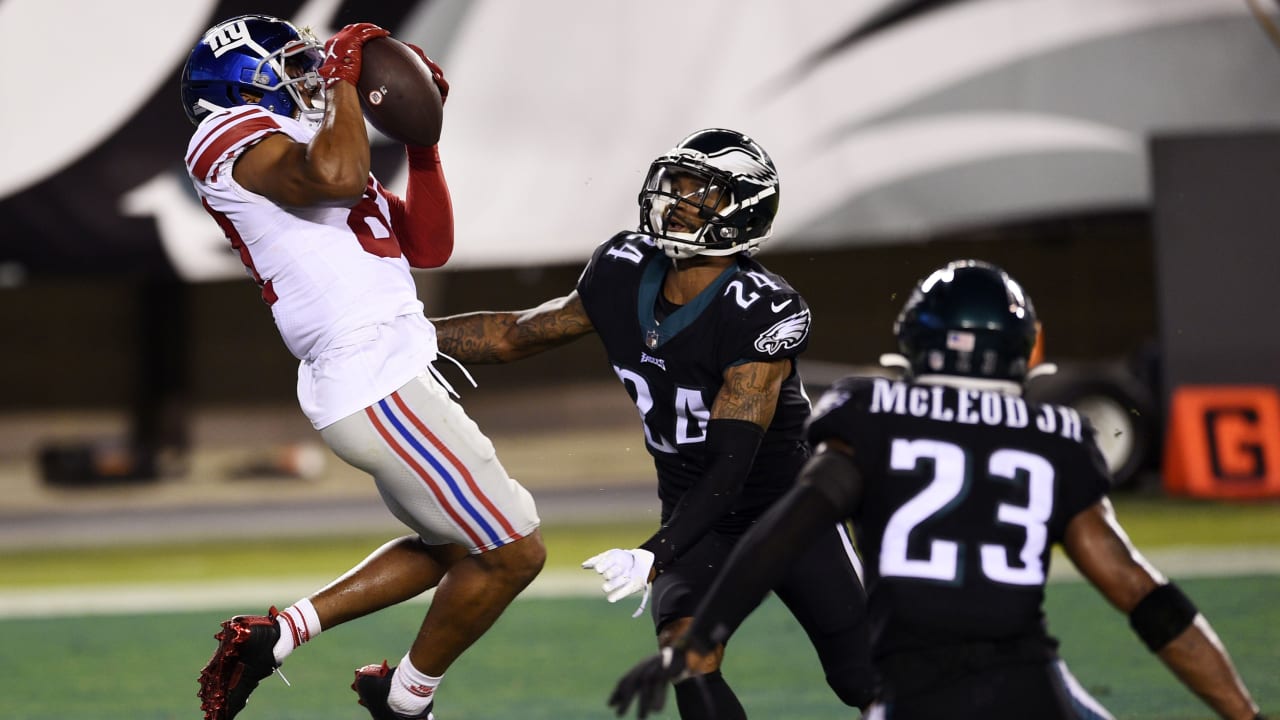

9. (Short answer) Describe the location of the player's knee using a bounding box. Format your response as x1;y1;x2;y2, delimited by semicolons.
687;647;723;675
501;530;546;584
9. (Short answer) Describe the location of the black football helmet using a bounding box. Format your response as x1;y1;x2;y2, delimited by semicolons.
638;128;780;260
894;260;1039;382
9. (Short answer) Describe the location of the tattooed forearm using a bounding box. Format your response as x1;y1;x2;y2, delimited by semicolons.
431;292;594;364
712;360;790;427
433;312;518;363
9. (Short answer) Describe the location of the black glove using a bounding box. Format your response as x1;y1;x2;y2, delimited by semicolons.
607;646;689;718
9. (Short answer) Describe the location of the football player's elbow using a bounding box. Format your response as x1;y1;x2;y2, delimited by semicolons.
307;164;368;205
324;177;369;206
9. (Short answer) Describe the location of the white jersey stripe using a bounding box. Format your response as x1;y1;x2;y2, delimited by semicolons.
186;107;281;180
1055;660;1116;719
836;521;865;582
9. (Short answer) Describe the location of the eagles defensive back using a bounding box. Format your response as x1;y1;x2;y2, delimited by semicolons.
432;129;874;719
609;260;1265;720
577;230;814;536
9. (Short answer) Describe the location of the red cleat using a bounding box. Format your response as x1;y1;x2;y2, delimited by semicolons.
197;609;282;720
352;660;435;720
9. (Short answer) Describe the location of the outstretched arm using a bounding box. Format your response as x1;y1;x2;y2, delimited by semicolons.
432;291;594;363
1064;499;1262;720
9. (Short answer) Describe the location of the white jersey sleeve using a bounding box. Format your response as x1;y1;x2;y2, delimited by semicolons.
185;105;438;429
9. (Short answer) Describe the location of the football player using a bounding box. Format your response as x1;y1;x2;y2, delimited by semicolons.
608;260;1267;720
181;15;545;720
429;129;875;718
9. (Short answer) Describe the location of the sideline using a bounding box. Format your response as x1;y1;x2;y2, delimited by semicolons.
2;546;1279;619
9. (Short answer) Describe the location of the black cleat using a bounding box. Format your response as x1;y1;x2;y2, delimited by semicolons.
197;609;282;720
352;661;435;720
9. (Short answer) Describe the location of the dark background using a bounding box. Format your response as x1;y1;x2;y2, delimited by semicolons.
0;211;1154;410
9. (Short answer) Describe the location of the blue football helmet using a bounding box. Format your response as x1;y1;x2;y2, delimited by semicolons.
180;14;324;126
895;260;1040;382
639;128;780;260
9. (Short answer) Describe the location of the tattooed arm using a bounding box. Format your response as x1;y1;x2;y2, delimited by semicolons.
711;359;792;426
431;291;596;363
636;359;791;578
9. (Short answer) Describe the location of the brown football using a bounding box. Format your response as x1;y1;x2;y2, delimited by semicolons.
356;37;443;147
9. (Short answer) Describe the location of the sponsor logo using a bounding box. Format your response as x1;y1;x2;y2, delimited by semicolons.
407;684;437;698
770;298;793;313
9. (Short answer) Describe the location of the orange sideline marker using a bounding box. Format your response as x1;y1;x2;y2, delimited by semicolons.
1163;385;1280;499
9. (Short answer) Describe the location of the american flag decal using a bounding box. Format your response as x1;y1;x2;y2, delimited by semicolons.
946;331;975;352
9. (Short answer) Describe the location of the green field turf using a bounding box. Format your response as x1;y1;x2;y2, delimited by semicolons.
1;495;1277;719
1;576;1276;719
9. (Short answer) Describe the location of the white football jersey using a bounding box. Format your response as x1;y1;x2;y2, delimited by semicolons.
185;104;437;429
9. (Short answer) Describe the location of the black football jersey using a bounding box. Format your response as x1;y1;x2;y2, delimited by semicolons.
806;375;1112;661
577;231;814;533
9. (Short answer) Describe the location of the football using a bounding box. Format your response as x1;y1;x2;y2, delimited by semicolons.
356;37;443;147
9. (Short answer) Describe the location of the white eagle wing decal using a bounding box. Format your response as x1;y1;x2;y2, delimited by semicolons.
754;309;811;355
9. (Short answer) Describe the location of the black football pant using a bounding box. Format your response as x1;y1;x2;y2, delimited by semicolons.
650;522;876;711
869;658;1114;719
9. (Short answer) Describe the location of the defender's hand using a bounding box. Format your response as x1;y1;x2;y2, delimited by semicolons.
402;42;449;104
583;548;655;617
319;22;391;87
608;646;688;718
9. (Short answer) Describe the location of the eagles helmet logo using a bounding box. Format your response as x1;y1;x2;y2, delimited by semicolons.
754;309;811;355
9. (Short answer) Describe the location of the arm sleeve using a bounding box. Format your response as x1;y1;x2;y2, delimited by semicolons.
682;470;852;652
380;145;454;268
638;418;763;572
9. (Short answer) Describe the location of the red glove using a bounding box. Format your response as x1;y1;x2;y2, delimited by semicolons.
403;42;449;105
319;23;390;87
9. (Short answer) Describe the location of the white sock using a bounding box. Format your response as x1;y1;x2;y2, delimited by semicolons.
387;653;442;716
272;599;322;664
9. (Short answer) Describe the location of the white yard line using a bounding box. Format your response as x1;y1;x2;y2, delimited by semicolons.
2;546;1278;620
0;570;601;619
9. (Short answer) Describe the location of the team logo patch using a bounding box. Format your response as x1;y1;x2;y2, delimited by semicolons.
754;309;811;355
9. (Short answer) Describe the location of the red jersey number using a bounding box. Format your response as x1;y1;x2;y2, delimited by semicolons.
346;183;401;258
